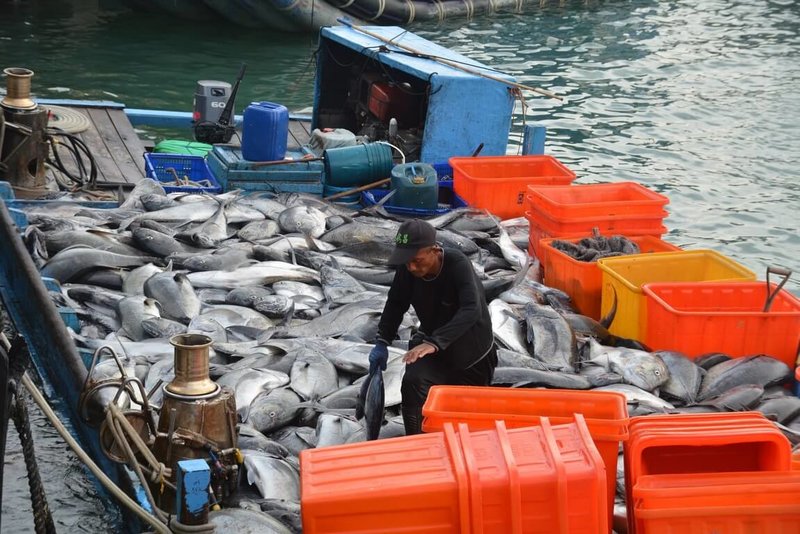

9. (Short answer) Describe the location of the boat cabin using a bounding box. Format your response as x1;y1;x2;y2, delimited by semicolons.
312;25;517;163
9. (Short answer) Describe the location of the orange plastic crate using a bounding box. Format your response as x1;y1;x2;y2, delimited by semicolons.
633;472;800;534
526;181;669;220
539;235;681;320
421;386;627;528
525;209;668;259
300;417;607;533
624;412;780;532
597;250;756;341
449;155;576;220
643;281;800;367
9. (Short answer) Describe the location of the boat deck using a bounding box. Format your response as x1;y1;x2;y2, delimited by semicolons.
51;104;148;187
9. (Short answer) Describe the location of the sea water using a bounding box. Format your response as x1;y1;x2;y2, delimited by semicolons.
0;0;798;531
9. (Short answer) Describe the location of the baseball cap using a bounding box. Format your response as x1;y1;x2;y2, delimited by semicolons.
388;219;436;265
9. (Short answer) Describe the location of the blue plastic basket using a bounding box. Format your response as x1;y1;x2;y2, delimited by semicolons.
361;180;468;216
143;153;222;194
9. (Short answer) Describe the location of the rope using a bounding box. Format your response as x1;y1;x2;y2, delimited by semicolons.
10;382;57;534
41;105;91;135
0;331;171;534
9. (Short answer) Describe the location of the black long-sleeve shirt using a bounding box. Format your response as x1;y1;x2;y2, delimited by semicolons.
377;247;494;370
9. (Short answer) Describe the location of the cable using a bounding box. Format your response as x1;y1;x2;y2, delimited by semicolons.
378;141;406;164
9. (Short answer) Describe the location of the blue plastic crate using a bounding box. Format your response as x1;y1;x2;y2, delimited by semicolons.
143;153;222;194
431;162;453;181
361;180;468;217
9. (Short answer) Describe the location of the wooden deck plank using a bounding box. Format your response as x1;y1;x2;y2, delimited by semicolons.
72;108;126;184
288;120;311;150
107;108;147;177
86;108;142;184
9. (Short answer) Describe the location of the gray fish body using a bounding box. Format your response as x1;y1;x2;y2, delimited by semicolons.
322;384;361;410
248;387;302;433
524;302;577;372
45;230;145;257
756;395;800;425
122;263;163;295
186;316;228;343
278;206;327;237
133;227;195;257
117;296;161;341
139;194;178;212
183;249;253;272
254;295;294;320
119;179;166;210
201;305;274;330
315;413;363;448
320;264;375;306
217;368;291;420
238;219;281;242
144;272;201;323
41;247;160;283
186;261;320;289
236;424;291;457
273;281;324;302
238;196;289;220
496;348;548;370
585;338;669;392
489;299;529;354
227;286;276;308
656;351;705;405
698;355;791;401
269;425;317;456
242;451;301;501
593;384;675;415
320;220;397;246
331;241;394;265
492;367;592;389
279;298;384;339
289;350;339;401
699;384;765;412
141;316;186;338
176;199;232;248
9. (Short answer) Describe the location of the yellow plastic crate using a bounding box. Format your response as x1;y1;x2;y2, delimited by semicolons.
597;250;756;341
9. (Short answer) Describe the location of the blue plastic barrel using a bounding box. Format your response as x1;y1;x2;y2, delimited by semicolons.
323;143;394;187
241;101;289;162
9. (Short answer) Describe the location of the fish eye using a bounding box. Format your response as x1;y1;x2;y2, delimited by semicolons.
269;411;276;418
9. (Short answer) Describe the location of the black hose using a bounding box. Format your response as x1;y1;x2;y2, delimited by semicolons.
46;129;98;189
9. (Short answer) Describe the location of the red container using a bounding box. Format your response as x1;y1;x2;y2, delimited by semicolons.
624;412;792;534
450;155;576;220
421;386;628;527
633;471;800;534
643;281;800;368
301;417;607;533
368;82;420;125
526;181;669;220
539;235;681;320
526;209;667;259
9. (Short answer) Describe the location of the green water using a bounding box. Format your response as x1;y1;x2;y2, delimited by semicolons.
1;0;799;530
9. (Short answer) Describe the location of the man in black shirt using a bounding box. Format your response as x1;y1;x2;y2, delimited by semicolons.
368;219;497;435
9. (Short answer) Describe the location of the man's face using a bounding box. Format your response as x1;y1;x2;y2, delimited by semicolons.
406;246;438;278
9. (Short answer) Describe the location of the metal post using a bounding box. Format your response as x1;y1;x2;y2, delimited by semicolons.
522;124;546;155
175;459;210;526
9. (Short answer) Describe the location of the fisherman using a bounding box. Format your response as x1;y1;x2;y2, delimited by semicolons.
368;219;497;435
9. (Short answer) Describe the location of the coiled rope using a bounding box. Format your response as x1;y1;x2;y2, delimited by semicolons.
0;333;171;534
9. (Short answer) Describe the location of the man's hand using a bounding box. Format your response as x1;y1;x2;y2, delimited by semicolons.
403;342;437;364
368;342;388;373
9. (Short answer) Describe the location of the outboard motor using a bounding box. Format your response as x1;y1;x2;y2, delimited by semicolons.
1;67;49;191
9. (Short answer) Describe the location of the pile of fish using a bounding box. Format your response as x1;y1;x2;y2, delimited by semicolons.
550;233;641;262
16;179;799;533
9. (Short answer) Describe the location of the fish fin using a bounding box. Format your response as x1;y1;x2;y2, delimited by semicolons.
600;285;617;329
